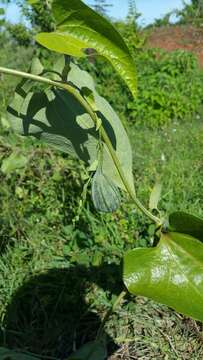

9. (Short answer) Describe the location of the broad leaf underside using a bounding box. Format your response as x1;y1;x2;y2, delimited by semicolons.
7;58;134;212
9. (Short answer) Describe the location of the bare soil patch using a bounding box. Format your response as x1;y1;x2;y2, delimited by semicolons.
147;25;203;66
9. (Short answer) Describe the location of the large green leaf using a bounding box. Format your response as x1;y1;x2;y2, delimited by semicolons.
68;340;107;360
124;232;203;321
7;58;135;210
0;347;39;360
35;0;137;97
169;212;203;242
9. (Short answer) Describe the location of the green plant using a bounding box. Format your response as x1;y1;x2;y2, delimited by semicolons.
80;49;203;129
115;0;145;53
176;0;203;25
5;23;32;47
1;0;203;358
128;49;203;127
3;0;55;32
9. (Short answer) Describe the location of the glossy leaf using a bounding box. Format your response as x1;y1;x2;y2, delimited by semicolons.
36;0;137;97
169;212;203;242
0;347;39;360
124;232;203;321
92;165;121;212
68;340;107;360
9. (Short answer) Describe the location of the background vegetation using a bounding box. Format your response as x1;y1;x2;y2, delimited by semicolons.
0;0;203;359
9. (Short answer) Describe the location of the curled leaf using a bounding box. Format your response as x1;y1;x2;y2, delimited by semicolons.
92;165;121;212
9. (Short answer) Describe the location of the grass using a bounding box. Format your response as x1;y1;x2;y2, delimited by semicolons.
0;112;203;359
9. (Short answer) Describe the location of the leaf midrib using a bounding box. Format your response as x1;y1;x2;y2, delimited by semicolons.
56;24;130;60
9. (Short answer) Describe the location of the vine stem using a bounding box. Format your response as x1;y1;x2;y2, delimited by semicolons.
0;66;161;225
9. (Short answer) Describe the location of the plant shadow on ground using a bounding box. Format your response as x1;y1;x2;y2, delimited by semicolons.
2;263;123;359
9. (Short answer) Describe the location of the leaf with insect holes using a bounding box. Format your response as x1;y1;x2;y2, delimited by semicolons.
7;58;135;211
36;0;137;97
124;231;203;321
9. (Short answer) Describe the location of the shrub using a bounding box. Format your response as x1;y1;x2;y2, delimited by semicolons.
128;49;203;127
85;48;203;128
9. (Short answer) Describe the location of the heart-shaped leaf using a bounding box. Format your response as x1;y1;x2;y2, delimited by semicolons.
169;212;203;242
36;0;137;97
68;340;107;360
124;232;203;321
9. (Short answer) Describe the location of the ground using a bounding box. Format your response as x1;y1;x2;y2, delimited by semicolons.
0;117;203;359
1;20;203;359
147;25;203;66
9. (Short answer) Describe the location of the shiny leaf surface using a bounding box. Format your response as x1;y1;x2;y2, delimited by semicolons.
124;232;203;321
169;212;203;242
36;0;137;97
